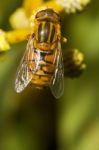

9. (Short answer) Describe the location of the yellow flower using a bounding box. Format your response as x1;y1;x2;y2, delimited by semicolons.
10;8;29;29
23;0;43;16
0;29;10;51
64;49;86;78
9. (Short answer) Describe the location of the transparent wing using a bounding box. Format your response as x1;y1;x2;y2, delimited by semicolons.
50;41;64;99
15;36;34;93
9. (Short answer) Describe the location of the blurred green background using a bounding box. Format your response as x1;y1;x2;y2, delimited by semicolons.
0;0;99;150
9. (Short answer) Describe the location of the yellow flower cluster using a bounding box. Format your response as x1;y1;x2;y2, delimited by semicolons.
64;49;86;78
9;8;29;29
0;30;10;51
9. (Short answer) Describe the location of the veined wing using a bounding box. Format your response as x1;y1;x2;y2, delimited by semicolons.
15;36;34;93
50;41;64;99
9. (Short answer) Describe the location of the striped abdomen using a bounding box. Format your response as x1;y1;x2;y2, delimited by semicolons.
36;21;57;43
30;49;56;87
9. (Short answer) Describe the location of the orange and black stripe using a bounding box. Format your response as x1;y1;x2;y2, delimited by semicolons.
29;48;56;86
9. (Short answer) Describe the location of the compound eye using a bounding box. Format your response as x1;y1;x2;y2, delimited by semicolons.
36;10;46;18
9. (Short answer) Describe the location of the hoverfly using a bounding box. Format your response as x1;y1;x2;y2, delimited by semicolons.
15;8;67;99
